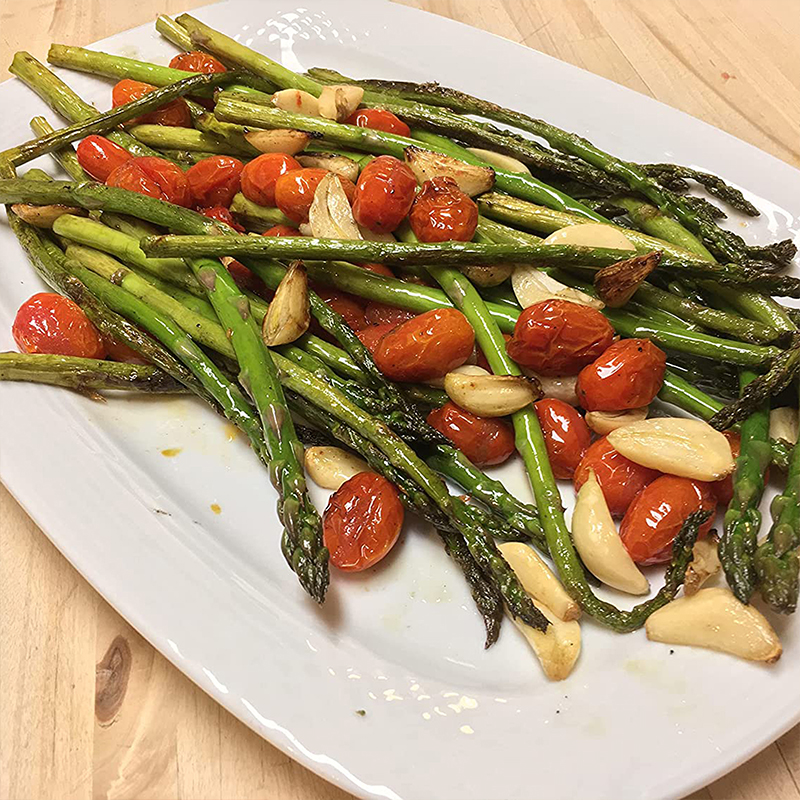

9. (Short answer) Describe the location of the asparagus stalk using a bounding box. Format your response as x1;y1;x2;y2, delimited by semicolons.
229;193;297;231
128;124;251;156
29;116;89;180
156;15;199;53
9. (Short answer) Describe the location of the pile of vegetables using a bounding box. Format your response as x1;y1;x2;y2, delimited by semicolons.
1;13;797;679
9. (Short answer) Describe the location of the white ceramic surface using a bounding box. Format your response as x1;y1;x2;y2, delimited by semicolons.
1;3;799;799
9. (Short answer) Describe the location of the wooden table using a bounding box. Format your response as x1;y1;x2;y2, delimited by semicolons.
1;1;799;797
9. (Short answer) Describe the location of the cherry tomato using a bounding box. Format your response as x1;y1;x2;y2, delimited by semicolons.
185;155;244;208
533;399;591;479
168;51;227;74
620;476;716;565
427;402;515;467
197;206;245;231
476;334;512;373
240;153;301;207
263;224;301;237
576;338;666;411
345;108;411;137
409;176;478;242
374;308;475;382
316;288;367;331
506;299;615;376
364;302;416;327
359;263;395;278
111;78;191;127
103;337;149;364
574;436;661;517
224;259;269;297
357;322;399;356
106;156;192;207
323;472;404;571
275;168;356;224
13;292;106;359
352;156;417;233
75;135;132;181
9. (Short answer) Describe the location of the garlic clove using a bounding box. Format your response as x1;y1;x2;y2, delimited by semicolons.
444;371;542;417
466;147;531;175
308;172;362;240
511;264;603;310
525;372;579;406
585;406;649;435
769;406;799;445
271;89;321;116
297;152;360;183
543;223;636;251
304;446;371;490
450;365;490;377
593;251;660;308
243;129;313;155
317;85;364;122
261;261;310;346
684;537;721;596
511;602;581;681
460;264;514;287
404;145;495;196
11;203;85;228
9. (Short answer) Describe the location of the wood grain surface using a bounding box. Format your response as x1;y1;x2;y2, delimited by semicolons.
1;1;799;798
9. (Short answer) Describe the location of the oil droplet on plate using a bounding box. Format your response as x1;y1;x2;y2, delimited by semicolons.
223;423;239;442
161;447;182;457
210;503;222;515
460;725;474;735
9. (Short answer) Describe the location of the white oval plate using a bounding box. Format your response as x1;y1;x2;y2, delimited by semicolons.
1;2;799;799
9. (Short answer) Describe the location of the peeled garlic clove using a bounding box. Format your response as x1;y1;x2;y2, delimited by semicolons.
684;537;721;596
317;84;364;121
498;542;580;621
769;406;798;445
527;372;579;406
466;147;531;175
607;417;735;481
11;203;85;228
304;445;371;490
511;264;603;309
460;264;514;287
297;152;360;183
585;406;648;435
244;129;313;155
272;88;321;116
543;223;635;251
646;587;782;663
571;470;650;595
512;602;581;681
444;372;541;417
404;145;495;196
450;365;490;377
357;224;396;242
593;251;660;308
308;172;362;240
261;261;310;346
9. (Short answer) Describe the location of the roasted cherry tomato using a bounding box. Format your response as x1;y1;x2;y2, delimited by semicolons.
224;259;269;297
263;224;301;237
275;168;356;224
13;292;106;359
197;206;245;231
168;51;227;74
102;336;149;364
374;308;475;382
576;338;666;411
574;436;661;517
106;156;192;207
185;155;244;208
323;472;404;571
359;263;395;277
506;299;614;376
75;135;132;181
111;78;191;127
240;153;301;207
409;176;478;242
476;334;512;373
345;108;411;137
427;401;515;467
316;288;367;331
533;399;591;479
352;155;417;233
357;322;398;356
364;302;416;327
620;476;716;565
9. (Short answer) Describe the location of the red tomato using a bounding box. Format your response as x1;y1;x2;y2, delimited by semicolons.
106;156;192;207
13;292;106;359
374;308;475;382
359;262;395;278
75;135;132;181
111;78;191;127
263;224;301;237
364;302;416;327
506;299;615;376
224;259;269;297
352;156;417;233
409;176;478;242
357;322;398;356
275;168;356;224
427;402;515;467
620;476;716;565
103;337;149;364
345;108;411;137
168;51;227;74
533;399;591;479
197;206;245;231
316;288;367;331
574;436;661;517
576;338;666;411
476;334;512;373
323;473;404;571
185;155;244;208
240;153;301;207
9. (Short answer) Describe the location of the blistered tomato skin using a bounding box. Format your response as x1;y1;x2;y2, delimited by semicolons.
197;206;245;231
76;135;132;181
359;263;395;278
323;473;404;571
576;338;666;411
185;155;244;208
364;302;416;327
374;308;475;382
13;293;107;359
168;51;227;74
409;176;478;242
111;78;191;127
357;323;399;356
240;153;301;207
352;156;417;233
263;224;301;237
106;156;192;207
573;436;661;517
275;168;356;223
506;299;615;376
427;402;515;467
533;399;591;479
345;108;411;137
620;476;716;565
316;288;367;331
